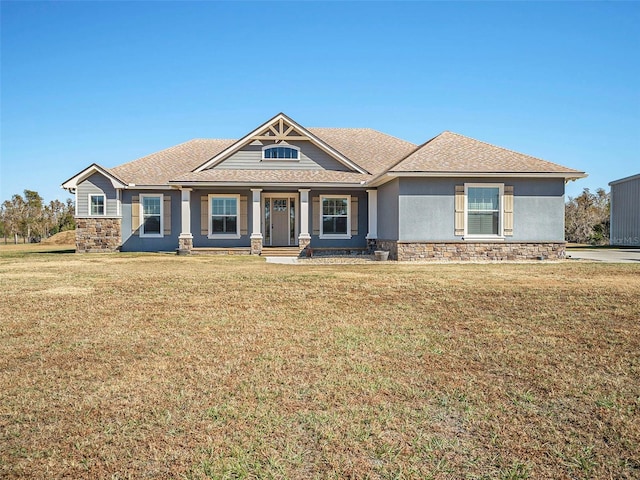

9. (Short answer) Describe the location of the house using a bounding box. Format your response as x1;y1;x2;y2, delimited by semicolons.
61;113;586;260
609;173;640;247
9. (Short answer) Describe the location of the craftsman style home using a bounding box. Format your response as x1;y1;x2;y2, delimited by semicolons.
62;113;586;260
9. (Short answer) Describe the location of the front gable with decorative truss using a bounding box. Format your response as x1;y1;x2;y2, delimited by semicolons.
193;113;368;175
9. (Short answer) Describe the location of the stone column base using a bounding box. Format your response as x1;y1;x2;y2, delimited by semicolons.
298;235;311;254
251;235;263;255
178;234;193;254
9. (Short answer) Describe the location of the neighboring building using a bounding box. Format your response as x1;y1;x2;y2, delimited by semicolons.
609;173;640;247
62;113;586;260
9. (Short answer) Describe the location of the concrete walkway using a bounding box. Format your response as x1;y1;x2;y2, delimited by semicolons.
264;256;298;264
566;248;640;263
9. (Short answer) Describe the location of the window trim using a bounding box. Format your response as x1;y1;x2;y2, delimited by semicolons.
319;194;351;240
261;144;300;161
139;193;164;238
208;194;241;239
88;194;106;216
464;183;504;239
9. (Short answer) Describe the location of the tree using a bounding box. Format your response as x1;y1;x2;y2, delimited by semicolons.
0;191;75;243
565;188;610;245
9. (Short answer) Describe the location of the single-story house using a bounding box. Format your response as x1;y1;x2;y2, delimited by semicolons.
609;173;640;247
62;113;586;260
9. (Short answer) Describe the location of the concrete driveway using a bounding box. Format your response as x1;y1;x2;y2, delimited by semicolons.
566;247;640;263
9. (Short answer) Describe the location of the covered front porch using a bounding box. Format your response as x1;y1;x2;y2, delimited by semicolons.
174;187;379;255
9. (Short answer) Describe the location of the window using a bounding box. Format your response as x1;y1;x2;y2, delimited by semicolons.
209;194;240;238
320;195;350;239
140;194;163;237
262;145;299;160
89;194;105;216
466;184;502;236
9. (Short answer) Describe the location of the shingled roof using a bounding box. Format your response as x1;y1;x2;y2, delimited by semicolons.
390;131;584;175
95;125;583;187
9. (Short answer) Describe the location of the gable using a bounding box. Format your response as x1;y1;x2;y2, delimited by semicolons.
213;140;352;172
193;113;369;174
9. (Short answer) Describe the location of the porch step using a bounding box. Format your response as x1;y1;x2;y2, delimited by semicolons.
261;246;301;257
191;247;251;255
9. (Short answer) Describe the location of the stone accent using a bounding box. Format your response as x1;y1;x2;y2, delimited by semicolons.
251;236;263;255
298;236;311;254
392;241;566;261
75;218;121;253
178;234;193;254
376;239;398;260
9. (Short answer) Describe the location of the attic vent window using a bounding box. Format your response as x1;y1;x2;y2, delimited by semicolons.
262;145;299;160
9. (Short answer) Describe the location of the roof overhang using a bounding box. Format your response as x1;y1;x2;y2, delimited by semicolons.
169;181;367;189
368;171;588;187
61;163;127;191
609;173;640;186
192;113;369;175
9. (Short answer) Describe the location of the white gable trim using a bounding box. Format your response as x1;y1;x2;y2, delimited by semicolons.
61;163;127;191
193;113;369;175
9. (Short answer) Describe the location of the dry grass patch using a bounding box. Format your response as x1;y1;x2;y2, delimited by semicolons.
1;249;639;479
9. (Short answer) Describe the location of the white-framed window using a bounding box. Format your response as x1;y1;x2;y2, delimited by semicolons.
262;145;300;160
465;183;503;237
209;194;240;239
320;195;351;239
140;194;163;237
89;194;105;216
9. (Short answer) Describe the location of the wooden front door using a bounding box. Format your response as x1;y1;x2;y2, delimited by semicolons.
271;198;290;246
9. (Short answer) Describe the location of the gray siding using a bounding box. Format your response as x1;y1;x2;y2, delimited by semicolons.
76;173;118;216
121;190;181;252
309;190;368;248
377;179;399;241
610;175;640;246
397;177;565;242
190;188;253;248
214;141;352;171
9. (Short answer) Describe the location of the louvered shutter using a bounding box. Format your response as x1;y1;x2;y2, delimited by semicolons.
201;195;208;235
131;195;140;235
454;185;465;236
312;197;320;235
503;185;514;236
163;195;171;235
240;195;248;235
350;196;358;235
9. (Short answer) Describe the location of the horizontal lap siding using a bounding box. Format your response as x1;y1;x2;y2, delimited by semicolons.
76;173;118;216
310;190;368;248
215;142;351;171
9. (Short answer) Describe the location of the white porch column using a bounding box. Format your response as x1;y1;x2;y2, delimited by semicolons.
298;189;311;252
178;188;193;252
250;189;263;254
366;189;378;240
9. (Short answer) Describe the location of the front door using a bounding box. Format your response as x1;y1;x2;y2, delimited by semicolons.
271;198;290;246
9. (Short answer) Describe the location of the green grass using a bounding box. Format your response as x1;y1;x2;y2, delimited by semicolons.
1;247;639;479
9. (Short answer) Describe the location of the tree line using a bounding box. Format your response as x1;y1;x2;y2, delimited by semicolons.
0;190;75;244
565;187;610;245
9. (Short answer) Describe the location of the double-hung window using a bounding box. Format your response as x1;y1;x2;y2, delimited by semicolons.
209;194;240;238
466;184;503;237
320;195;350;239
89;194;105;216
140;194;163;237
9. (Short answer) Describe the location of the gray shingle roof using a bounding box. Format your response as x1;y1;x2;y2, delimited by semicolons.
391;131;584;174
102;128;583;186
109;139;234;185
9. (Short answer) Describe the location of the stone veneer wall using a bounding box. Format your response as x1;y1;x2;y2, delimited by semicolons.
75;218;121;253
376;240;565;261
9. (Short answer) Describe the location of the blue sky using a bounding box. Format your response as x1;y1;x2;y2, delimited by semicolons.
1;1;638;203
